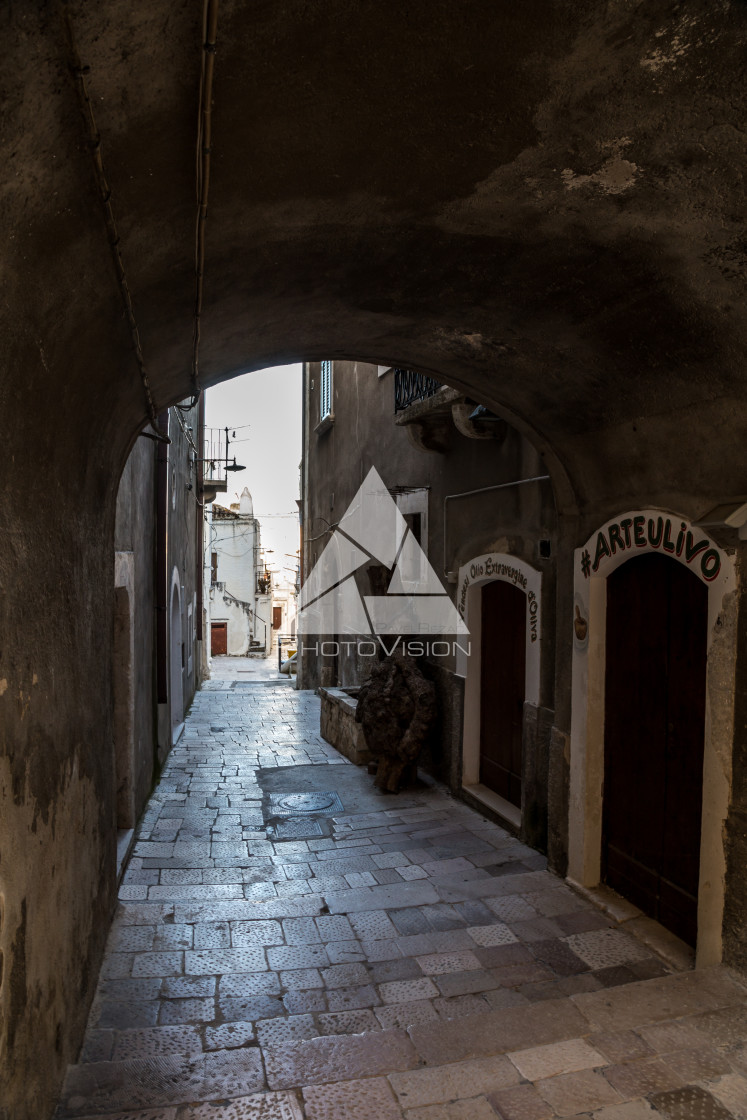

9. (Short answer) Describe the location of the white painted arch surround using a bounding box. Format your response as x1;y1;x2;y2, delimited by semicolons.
568;510;737;966
170;567;184;742
456;552;542;825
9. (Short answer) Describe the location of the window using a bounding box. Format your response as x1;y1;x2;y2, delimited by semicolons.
320;360;333;421
403;512;422;546
394;489;430;590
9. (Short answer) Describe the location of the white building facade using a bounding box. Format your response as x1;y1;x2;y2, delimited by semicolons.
208;488;273;656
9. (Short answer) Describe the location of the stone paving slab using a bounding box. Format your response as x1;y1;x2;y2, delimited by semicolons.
536;1067;622;1114
325;881;440;912
263;1028;418;1089
509;1039;608;1081
409;998;592;1066
303;1076;401;1120
389;1054;520;1108
55;683;747;1120
572;969;747;1032
176;1093;303;1119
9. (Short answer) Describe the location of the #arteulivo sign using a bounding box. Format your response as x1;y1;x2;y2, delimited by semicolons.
580;513;723;583
572;511;735;659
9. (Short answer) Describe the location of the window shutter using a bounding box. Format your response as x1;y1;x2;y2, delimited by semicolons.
320;360;333;420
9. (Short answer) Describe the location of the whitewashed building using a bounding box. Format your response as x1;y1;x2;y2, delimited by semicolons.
271;579;298;641
208;487;272;656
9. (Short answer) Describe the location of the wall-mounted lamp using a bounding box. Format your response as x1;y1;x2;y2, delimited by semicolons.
696;500;747;540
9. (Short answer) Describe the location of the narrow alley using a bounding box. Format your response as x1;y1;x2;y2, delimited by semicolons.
56;681;747;1120
5;5;747;1116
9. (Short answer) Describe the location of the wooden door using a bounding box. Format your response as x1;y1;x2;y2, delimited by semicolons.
211;622;227;656
273;606;282;630
603;553;707;946
480;580;526;807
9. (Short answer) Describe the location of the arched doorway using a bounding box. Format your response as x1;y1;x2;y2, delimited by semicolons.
112;585;134;828
457;552;542;831
603;553;707;946
480;579;526;808
170;579;184;736
569;510;737;965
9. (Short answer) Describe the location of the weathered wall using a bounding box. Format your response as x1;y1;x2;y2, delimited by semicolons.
114;437;157;823
0;476;120;1120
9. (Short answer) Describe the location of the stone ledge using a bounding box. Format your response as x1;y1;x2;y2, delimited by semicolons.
319;687;372;766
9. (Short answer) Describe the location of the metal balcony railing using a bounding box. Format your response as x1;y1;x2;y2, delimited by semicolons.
203;427;228;489
394;368;442;413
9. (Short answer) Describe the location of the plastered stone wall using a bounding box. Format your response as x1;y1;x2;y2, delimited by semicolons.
0;495;118;1120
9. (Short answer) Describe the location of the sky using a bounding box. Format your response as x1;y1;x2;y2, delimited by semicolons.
206;364;303;586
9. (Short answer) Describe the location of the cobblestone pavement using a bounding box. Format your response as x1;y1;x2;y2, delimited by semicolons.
56;684;747;1120
206;656;286;682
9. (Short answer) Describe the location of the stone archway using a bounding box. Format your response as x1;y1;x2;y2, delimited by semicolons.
3;4;747;1114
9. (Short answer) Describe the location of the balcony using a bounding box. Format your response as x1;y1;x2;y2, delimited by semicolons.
393;368;459;453
201;427;229;503
393;368;506;453
394;368;443;412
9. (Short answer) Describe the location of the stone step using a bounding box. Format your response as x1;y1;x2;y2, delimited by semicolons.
57;966;747;1118
407;965;747;1066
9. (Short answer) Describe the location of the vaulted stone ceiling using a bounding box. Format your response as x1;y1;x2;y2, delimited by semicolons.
3;0;746;514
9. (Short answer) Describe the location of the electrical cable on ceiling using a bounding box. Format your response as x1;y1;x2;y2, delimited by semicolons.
172;405;200;457
60;3;169;444
180;0;220;413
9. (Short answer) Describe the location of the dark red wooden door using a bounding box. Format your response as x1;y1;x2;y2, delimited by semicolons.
480;580;526;807
211;622;227;656
273;606;282;630
603;553;707;946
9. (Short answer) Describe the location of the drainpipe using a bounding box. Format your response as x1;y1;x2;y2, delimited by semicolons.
196;392;205;642
443;475;550;576
298;362;309;689
156;410;170;703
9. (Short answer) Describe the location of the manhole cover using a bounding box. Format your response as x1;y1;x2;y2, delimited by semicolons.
268;791;344;817
267;818;324;841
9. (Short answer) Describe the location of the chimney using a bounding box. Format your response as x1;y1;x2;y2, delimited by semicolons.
239;487;253;517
